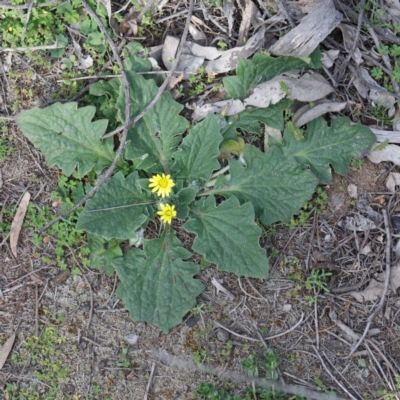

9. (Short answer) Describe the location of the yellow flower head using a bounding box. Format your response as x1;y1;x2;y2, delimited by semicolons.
157;203;177;224
8;27;13;32
148;173;175;198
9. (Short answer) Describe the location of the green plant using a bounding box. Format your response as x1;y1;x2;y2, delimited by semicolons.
16;42;376;333
305;269;332;293
4;323;71;399
0;135;16;161
371;66;383;80
350;158;364;170
218;40;228;50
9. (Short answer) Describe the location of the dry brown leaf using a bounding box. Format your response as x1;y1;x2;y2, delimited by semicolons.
168;73;184;90
244;72;334;108
368;144;400;166
349;264;400;302
386;172;400;194
293;101;347;127
237;0;257;47
10;192;30;258
0;333;16;370
205;26;265;74
189;23;206;45
192;99;245;121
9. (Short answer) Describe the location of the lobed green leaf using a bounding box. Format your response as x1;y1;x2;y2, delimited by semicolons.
16;102;114;177
76;171;154;240
184;196;268;278
118;71;189;171
113;230;204;333
280;117;376;183
213;145;318;225
222;100;291;141
172;115;223;183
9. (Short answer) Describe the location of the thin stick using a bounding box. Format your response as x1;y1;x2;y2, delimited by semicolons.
101;0;195;140
348;209;392;357
21;0;34;44
137;0;157;21
0;0;60;9
143;362;156;400
214;321;260;342
150;350;346;400
313;348;359;400
0;43;65;52
334;0;364;82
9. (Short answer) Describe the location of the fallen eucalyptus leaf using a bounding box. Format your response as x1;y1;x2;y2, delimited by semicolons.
187;42;222;60
244;72;334;108
192;100;245;121
386;172;400;194
321;49;340;68
349;264;400;302
205;26;265;74
293;101;347;127
0;332;16;370
368;144;400;165
10;192;30;258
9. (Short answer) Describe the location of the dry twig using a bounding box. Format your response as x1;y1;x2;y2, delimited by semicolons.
150;350;346;400
348;209;392;357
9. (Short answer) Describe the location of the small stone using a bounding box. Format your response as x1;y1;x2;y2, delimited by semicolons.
216;328;229;342
282;304;292;312
124;333;139;345
347;184;358;198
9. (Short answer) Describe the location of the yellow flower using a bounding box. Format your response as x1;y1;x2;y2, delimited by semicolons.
157;203;177;224
148;173;175;198
8;27;13;32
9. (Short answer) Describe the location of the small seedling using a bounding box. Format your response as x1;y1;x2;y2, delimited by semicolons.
305;269;332;293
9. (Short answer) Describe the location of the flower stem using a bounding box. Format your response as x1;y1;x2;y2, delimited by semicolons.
210;165;230;179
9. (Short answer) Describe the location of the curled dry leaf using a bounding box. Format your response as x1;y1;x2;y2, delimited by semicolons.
293;101;347;127
189;23;206;45
386;172;400;194
0;332;16;370
244;72;334;108
343;214;377;232
205;26;265;74
192;99;245;121
368;144;400;166
10;192;31;259
349;264;400;302
321;49;340;68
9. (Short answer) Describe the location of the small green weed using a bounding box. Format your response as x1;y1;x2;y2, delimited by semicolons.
4;322;71;399
188;66;215;95
0;133;16;162
288;187;328;229
350;158;364;171
196;351;298;400
305;269;332;294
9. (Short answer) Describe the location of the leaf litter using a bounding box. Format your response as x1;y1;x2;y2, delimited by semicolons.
0;1;400;399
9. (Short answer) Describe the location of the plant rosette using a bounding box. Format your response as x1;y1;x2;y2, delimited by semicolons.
16;42;376;332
